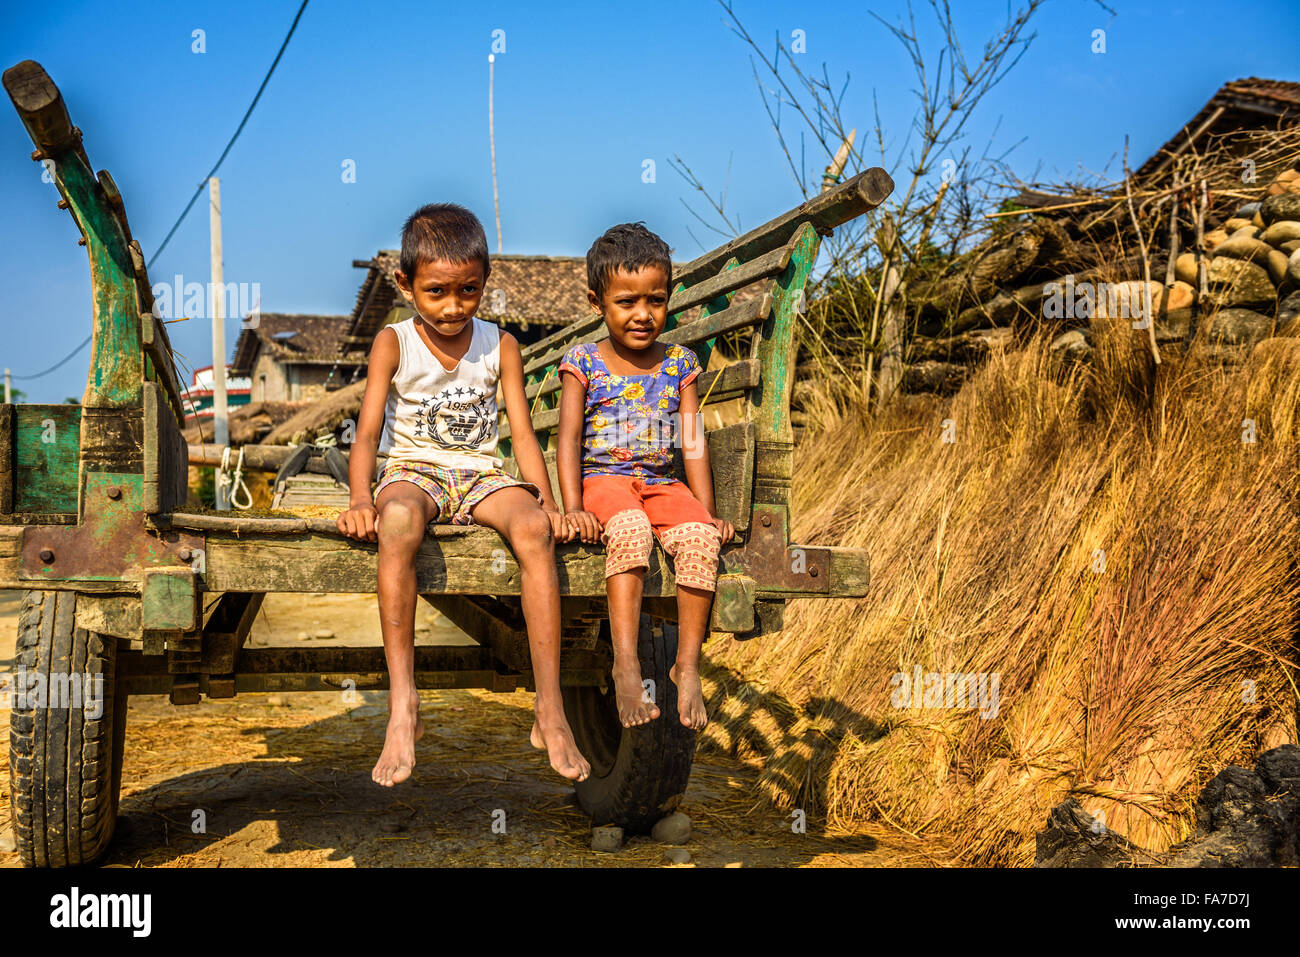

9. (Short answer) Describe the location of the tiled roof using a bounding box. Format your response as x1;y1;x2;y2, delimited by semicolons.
345;252;591;352
230;313;361;374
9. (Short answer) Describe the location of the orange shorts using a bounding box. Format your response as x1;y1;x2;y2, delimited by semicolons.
581;475;722;591
581;475;713;530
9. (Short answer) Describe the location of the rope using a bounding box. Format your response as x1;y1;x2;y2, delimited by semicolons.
218;446;254;510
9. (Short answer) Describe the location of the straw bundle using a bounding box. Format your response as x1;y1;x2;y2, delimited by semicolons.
701;331;1300;865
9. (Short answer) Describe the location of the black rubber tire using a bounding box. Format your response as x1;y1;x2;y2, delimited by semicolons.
562;614;696;833
8;591;129;867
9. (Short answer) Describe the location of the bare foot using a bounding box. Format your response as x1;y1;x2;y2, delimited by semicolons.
612;657;660;727
669;663;707;730
531;712;591;781
372;692;424;787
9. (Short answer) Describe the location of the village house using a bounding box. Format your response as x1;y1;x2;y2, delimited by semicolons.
229;313;362;402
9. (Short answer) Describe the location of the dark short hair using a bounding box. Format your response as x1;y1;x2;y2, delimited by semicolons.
586;222;672;301
399;203;490;281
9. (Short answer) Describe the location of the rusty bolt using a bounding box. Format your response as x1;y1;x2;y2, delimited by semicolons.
177;548;193;563
106;486;122;500
761;514;772;527
38;549;54;563
30;149;47;162
77;237;87;246
809;566;819;578
56;199;68;209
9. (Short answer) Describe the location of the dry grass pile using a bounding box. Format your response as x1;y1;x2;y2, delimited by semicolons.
700;328;1300;865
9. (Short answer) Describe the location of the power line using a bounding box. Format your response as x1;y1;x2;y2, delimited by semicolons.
10;334;91;380
11;0;310;382
148;0;310;269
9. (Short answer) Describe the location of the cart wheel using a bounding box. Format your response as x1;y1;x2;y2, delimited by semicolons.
8;591;129;867
561;614;696;832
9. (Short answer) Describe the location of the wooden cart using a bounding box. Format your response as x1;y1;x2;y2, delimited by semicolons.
0;60;892;866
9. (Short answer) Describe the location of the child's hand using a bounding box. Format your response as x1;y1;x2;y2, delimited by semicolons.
542;506;569;542
338;503;379;542
565;510;604;544
713;518;736;544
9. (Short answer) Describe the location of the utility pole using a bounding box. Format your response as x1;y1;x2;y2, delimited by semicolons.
209;176;230;509
488;53;502;254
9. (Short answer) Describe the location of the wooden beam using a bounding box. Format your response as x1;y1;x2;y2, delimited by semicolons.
667;241;794;317
672;168;893;289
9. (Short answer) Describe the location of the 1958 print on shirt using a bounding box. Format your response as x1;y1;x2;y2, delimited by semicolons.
414;385;494;449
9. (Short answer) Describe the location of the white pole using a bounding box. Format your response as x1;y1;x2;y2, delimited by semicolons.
3;369;10;404
209;176;230;509
488;54;502;254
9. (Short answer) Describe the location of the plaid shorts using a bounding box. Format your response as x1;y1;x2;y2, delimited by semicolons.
374;461;541;525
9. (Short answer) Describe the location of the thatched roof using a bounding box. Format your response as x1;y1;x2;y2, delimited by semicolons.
1008;77;1300;215
183;400;308;445
230;313;360;375
1136;77;1300;181
262;379;366;445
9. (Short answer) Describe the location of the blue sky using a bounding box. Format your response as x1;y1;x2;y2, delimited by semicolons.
2;0;1297;401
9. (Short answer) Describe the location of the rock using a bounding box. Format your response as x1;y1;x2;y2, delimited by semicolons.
1261;193;1300;226
651;811;692;845
1206;258;1276;311
1282;240;1300;255
1268;169;1300;196
296;631;310;641
1261;220;1300;247
1202;307;1273;347
1166;280;1196;312
1034;799;1161;867
591;825;624;852
1204;227;1229;251
1233;202;1261;220
663;847;692;864
1289;249;1300;288
1278;290;1300;334
1267;249;1290;285
1165;745;1300;867
1223;217;1252;233
1254;210;1266;229
0;828;15;854
1037;746;1300;867
1211;235;1273;266
1229;224;1261;241
313;629;335;639
1174;252;1199;286
1050;329;1091;361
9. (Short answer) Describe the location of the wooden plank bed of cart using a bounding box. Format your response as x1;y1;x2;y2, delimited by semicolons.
0;60;892;867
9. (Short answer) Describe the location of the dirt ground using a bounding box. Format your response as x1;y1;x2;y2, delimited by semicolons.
0;590;923;868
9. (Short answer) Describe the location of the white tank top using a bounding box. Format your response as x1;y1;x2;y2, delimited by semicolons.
377;317;503;471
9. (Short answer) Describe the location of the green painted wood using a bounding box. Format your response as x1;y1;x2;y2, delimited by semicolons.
12;405;81;514
752;222;820;442
5;63;142;408
670;255;739;373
